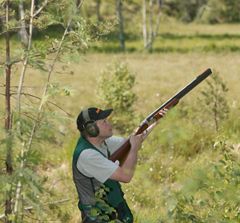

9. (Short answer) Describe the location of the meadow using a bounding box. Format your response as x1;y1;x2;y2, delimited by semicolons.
1;22;240;222
59;46;240;222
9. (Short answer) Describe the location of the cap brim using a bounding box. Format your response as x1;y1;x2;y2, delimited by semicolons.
98;109;113;120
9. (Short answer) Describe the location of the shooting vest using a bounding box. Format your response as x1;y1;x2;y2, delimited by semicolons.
72;136;133;222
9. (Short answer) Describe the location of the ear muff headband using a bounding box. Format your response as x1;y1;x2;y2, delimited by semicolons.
82;109;91;123
82;109;99;137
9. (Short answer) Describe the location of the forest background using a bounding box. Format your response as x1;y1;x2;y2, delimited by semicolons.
0;0;239;222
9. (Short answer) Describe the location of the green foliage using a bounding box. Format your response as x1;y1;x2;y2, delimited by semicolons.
196;0;226;24
197;0;240;23
163;0;208;23
47;82;74;98
79;1;240;30
166;144;240;222
44;0;78;26
223;0;240;23
221;108;240;142
56;16;116;55
141;107;214;160
87;185;122;223
162;0;240;23
92;31;240;53
199;71;229;132
1;0;90;221
98;61;137;134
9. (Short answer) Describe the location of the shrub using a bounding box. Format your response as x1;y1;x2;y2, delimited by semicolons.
98;61;137;134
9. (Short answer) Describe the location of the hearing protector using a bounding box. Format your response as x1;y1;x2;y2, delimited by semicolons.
82;109;100;137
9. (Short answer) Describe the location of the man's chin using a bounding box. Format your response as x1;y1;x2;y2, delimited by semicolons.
106;132;113;138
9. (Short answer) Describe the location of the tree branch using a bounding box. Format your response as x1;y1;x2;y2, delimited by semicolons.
33;0;49;17
0;26;29;36
1;91;72;117
19;92;72;117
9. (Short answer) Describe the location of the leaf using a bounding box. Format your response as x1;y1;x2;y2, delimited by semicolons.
3;183;12;192
89;208;99;218
62;86;73;96
7;214;15;221
166;197;178;212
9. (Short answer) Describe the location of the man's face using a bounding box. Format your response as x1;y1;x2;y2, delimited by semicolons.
96;118;113;138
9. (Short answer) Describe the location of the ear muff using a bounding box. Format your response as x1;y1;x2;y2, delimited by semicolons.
82;110;99;137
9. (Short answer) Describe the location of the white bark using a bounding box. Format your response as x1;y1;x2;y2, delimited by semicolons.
143;0;162;51
148;0;154;50
16;0;35;114
142;0;147;48
18;0;29;48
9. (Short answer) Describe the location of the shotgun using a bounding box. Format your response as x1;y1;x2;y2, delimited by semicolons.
109;68;212;165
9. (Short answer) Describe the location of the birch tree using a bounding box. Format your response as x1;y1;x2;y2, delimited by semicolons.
18;0;28;48
142;0;162;51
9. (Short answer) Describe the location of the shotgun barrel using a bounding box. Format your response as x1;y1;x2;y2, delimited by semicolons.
109;68;212;164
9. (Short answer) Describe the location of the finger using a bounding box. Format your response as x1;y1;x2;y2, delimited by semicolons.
142;127;151;140
132;127;140;135
147;123;156;131
159;109;167;116
141;132;147;141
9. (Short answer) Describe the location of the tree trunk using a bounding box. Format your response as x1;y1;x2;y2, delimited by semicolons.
143;0;162;51
5;0;13;222
17;0;35;113
116;0;125;51
18;0;29;48
14;0;36;220
95;0;101;21
147;0;154;51
142;0;148;48
154;0;162;37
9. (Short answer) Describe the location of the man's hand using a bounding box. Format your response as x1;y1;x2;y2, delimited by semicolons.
110;108;168;183
129;134;143;151
134;108;168;142
129;108;168;150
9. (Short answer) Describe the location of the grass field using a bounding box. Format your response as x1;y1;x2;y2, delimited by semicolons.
92;22;240;53
55;52;240;116
56;51;240;222
0;22;240;222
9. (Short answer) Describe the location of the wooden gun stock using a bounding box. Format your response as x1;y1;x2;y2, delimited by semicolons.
109;68;212;165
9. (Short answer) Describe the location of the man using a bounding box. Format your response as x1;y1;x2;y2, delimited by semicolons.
72;107;165;222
